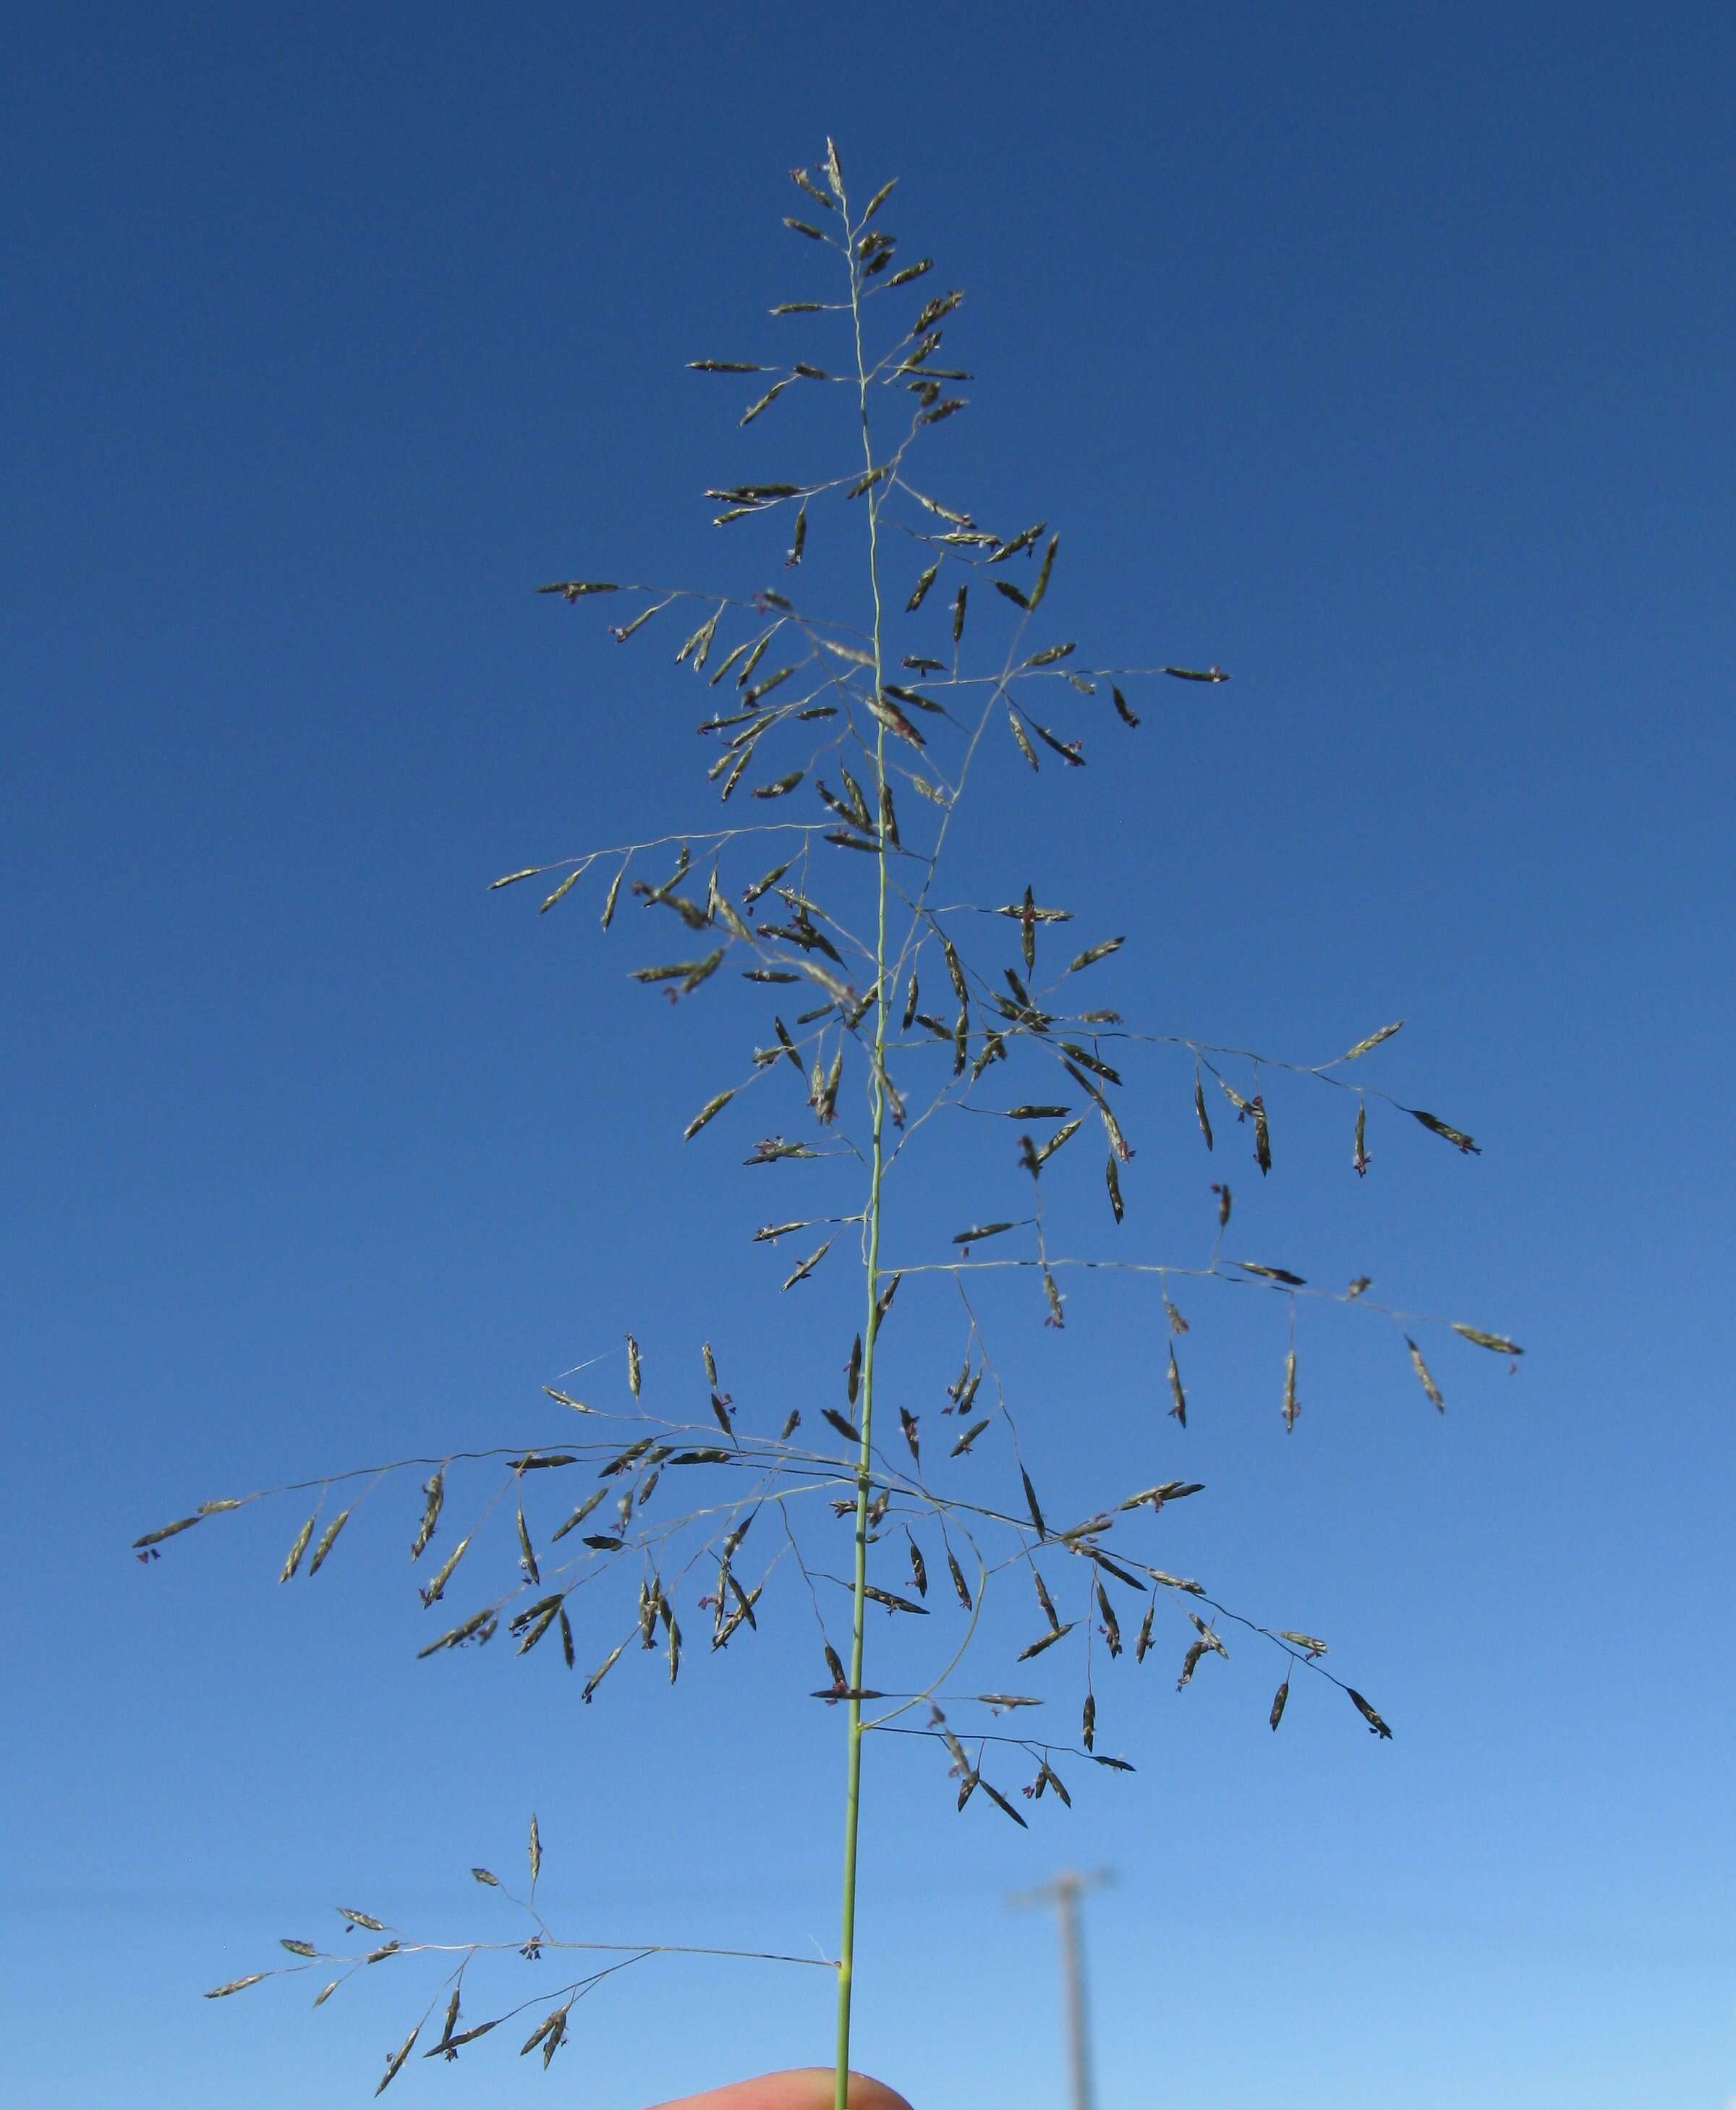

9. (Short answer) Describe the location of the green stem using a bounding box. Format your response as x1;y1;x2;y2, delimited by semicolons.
834;187;891;2110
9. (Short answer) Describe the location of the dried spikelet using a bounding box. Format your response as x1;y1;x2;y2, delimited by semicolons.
1032;1119;1082;1170
683;1089;736;1139
1021;1468;1047;1538
538;867;584;914
1167;1347;1187;1428
1238;1261;1305;1285
1347;1687;1394;1739
1060;1043;1120;1085
301;1510;351;1577
1030;534;1058;608
741;378;791;425
1026;715;1084;765
1279;1630;1328;1655
520;2004;571;2069
550;1489;607;1542
790;165;835;210
782;1241;833;1290
676;607;721;667
133;1513;201;1549
1452;1323;1524;1356
1096;1581;1122;1657
1405;1335;1445;1411
1016;1622;1075;1661
375;2024;420;2094
279;1515;316;1583
422;2020;498;2056
416;1990;469;2054
978;1778;1028;1827
1105;1153;1124;1222
599;864;625;929
990;521;1045;563
1406;1106;1481;1154
582;1643;626;1703
1088;1549;1146;1592
411;1604;480;1656
418;1533;472;1605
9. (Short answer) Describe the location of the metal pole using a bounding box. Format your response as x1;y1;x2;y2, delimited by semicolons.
1009;1866;1110;2110
1056;1871;1092;2110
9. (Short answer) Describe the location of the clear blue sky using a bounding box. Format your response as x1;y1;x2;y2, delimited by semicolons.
4;7;1732;2109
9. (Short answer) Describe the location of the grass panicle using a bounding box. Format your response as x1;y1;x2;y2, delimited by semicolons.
139;140;1518;2106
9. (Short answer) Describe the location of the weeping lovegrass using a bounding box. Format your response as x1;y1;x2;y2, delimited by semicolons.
136;141;1521;2106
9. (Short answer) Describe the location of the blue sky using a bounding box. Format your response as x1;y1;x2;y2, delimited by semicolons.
4;5;1733;2108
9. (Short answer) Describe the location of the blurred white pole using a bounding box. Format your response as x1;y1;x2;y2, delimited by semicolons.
1008;1866;1111;2110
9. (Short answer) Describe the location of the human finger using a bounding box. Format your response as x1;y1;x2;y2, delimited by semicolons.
647;2065;912;2110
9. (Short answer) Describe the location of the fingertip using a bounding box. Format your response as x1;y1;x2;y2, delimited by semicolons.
649;2067;913;2110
